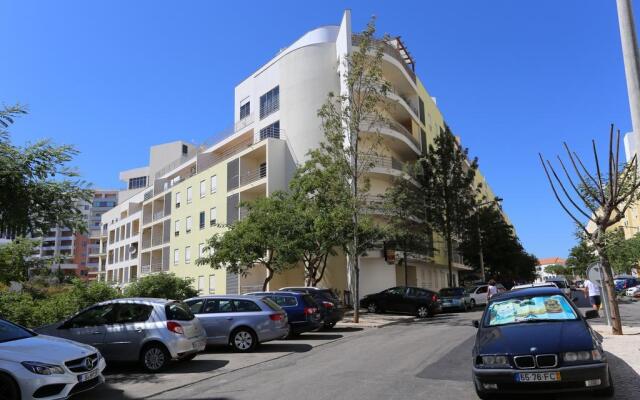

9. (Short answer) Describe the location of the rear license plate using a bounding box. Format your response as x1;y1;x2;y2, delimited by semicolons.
78;369;99;382
516;371;561;382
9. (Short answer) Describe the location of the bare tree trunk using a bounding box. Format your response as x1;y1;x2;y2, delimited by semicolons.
596;237;623;335
262;266;274;291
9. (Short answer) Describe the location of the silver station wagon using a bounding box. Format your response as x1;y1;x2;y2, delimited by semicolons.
37;298;207;372
185;295;289;352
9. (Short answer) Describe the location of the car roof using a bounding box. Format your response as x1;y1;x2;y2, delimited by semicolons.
185;295;263;301
279;287;332;291
496;286;563;300
246;291;302;296
99;298;174;305
512;282;557;290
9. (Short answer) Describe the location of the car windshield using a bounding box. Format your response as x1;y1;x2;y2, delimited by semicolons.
440;288;464;297
0;319;34;343
486;295;578;327
614;279;626;285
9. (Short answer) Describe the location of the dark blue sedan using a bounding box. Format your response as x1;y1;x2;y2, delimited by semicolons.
471;286;613;399
246;291;322;336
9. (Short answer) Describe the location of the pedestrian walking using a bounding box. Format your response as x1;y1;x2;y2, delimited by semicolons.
487;279;498;302
582;279;601;316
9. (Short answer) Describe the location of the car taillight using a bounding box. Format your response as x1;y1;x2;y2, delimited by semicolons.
432;294;438;302
322;301;334;309
167;321;184;334
269;313;284;321
304;307;317;315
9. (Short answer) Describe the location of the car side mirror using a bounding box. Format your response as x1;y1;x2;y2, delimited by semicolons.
584;310;599;320
472;320;480;329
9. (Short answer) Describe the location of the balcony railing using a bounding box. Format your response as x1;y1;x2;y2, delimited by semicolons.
352;34;416;82
239;164;267;187
153;210;165;221
235;113;255;132
141;263;166;275
255;126;284;143
362;116;420;150
360;154;405;172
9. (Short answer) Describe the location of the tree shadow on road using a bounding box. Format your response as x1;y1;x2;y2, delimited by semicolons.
328;327;364;332
255;342;313;353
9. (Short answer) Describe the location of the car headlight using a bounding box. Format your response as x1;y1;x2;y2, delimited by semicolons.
563;350;602;362
21;361;65;375
480;355;510;367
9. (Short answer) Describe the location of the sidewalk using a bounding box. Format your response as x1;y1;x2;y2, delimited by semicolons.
337;309;415;328
590;323;640;374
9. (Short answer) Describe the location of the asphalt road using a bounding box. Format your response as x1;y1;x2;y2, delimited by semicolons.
150;304;640;400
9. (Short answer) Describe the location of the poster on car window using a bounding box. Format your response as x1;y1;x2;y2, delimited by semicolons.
488;295;576;326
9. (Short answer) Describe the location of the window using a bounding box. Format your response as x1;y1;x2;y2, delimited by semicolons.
199;211;205;229
486;295;577;327
185;246;191;263
174;249;179;265
165;303;194;321
113;304;153;324
182;144;188;155
128;176;147;190
186;216;192;233
202;299;233;313
233;300;261;312
174;220;180;236
175;192;181;209
200;180;206;198
259;86;279;119
199;243;205;257
209;275;216;294
210;207;217;226
197;276;204;293
240;100;251;119
269;295;298;307
259;121;280;140
115;228;120;242
126;223;131;239
187;187;193;204
66;304;116;328
418;97;425;125
186;299;204;314
210;176;217;193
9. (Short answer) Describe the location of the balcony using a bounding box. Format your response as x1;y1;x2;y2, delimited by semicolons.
240;164;267;187
153;210;165;221
352;34;416;83
235;113;255;132
361;116;420;154
141;263;167;275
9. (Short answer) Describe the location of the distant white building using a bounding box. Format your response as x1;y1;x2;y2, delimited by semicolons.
535;257;567;282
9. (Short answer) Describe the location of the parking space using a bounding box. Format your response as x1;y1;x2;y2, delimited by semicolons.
75;327;365;399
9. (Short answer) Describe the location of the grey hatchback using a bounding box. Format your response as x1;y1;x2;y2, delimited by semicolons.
37;298;207;372
184;295;289;352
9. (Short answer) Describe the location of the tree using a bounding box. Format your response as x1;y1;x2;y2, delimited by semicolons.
0;238;44;283
124;273;198;300
0;104;92;237
539;125;640;335
197;193;301;291
459;205;536;282
545;264;567;276
604;230;640;275
307;19;389;322
566;237;597;277
382;169;433;285
418;126;479;287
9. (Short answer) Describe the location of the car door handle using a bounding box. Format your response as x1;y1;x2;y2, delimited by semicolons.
92;331;102;335
135;328;144;333
226;318;233;321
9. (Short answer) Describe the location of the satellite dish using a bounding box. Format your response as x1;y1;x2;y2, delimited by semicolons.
129;244;138;256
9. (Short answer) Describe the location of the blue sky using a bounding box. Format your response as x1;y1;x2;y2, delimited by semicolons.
1;1;635;258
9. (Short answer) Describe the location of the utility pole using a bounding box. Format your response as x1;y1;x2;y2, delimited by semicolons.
617;0;640;140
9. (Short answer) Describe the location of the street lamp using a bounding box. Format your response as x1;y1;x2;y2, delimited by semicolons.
476;198;503;282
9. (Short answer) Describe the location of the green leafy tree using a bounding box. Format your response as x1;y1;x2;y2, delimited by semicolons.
545;264;567;276
566;237;597;277
308;19;389;322
417;126;479;287
124;273;198;300
604;230;640;275
0;237;44;283
382;169;433;285
0;104;92;237
197;193;302;291
69;279;120;309
459;205;536;282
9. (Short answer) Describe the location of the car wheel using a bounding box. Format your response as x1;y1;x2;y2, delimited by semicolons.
231;328;257;352
0;373;20;400
470;299;476;309
141;343;170;372
367;302;379;313
323;321;336;329
416;305;430;318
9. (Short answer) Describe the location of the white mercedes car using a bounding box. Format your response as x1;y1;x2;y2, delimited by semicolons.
0;318;106;400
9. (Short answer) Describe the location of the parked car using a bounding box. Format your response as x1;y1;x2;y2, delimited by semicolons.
544;277;572;297
245;291;321;336
36;298;207;372
439;287;473;311
467;284;506;306
279;287;345;328
471;286;613;399
0;317;106;400
511;282;558;291
574;280;585;289
614;276;639;293
359;286;441;318
625;285;640;298
184;295;289;352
